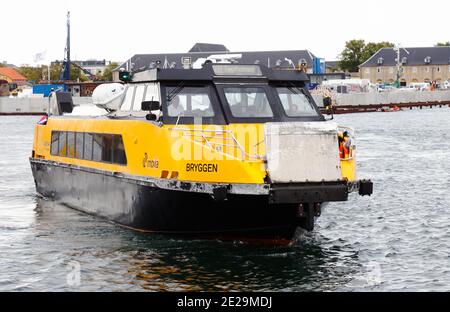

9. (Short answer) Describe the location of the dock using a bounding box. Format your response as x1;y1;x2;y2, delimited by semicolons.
322;101;450;114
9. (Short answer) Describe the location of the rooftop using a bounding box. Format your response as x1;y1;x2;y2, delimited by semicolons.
0;67;27;81
188;43;229;53
115;43;316;72
361;47;450;67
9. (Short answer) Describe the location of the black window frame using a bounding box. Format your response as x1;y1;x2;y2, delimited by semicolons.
51;131;60;156
160;82;226;125
67;131;76;158
274;85;324;120
50;131;127;166
216;83;284;124
83;132;94;161
58;131;68;157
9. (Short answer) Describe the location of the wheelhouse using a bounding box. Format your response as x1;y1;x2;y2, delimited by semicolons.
115;64;324;125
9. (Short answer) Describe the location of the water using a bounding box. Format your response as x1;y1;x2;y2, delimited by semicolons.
1;109;450;292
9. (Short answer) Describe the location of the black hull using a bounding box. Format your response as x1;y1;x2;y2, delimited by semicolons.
30;160;318;242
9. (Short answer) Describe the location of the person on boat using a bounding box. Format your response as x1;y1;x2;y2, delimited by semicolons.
338;133;345;158
168;96;184;117
342;131;351;158
338;132;351;159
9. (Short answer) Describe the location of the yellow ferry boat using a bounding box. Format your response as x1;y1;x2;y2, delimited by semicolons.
30;64;372;243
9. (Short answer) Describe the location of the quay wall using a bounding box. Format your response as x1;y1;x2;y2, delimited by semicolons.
0;97;93;114
333;91;450;106
2;92;450;114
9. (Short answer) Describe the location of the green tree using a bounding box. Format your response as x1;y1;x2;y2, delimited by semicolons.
435;41;450;46
18;63;91;83
338;40;394;72
18;66;43;83
362;41;395;61
338;40;366;72
99;62;119;81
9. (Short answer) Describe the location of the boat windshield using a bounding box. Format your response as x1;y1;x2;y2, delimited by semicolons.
166;86;214;118
276;87;319;117
223;87;273;118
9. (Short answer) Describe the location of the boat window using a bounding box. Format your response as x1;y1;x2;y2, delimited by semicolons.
67;132;76;158
92;134;103;162
58;132;67;157
167;87;214;118
132;85;146;111
112;136;127;165
223;87;273;118
75;132;84;159
50;131;127;165
121;86;135;111
84;133;93;160
100;134;114;162
144;83;160;102
276;87;319;117
51;131;60;155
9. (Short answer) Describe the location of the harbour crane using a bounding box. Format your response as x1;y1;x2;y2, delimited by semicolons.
60;11;71;81
59;12;96;81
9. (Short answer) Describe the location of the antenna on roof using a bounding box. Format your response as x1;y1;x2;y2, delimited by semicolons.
394;43;410;88
285;58;295;69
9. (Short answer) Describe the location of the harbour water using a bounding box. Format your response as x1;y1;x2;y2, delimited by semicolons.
1;109;450;291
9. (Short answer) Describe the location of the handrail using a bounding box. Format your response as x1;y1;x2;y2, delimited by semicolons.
169;127;264;160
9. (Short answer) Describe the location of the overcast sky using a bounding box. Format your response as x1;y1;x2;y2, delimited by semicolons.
2;0;449;66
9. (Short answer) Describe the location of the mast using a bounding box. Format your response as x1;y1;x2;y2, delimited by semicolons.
60;11;71;81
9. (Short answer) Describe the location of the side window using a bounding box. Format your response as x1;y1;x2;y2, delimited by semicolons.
84;133;93;161
121;86;135;111
144;83;159;101
112;135;127;165
276;87;318;117
58;132;67;157
75;132;84;159
51;131;59;155
67;132;76;158
50;131;127;166
92;134;103;162
132;85;146;111
101;134;114;163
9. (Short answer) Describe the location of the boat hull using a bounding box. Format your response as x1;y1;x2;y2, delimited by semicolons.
30;159;303;242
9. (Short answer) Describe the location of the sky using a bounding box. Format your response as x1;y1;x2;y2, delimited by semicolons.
2;0;450;66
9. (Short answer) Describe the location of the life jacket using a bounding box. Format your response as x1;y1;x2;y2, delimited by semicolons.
338;134;345;158
339;136;350;159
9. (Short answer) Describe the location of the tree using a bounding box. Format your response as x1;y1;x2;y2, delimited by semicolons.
435;41;450;47
18;66;43;83
18;63;91;83
338;40;394;72
338;40;366;73
99;62;119;81
362;41;395;61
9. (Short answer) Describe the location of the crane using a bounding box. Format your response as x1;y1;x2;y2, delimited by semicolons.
72;62;97;81
394;44;410;88
58;12;96;82
60;11;71;81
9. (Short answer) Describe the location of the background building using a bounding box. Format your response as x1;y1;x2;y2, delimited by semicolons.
360;47;450;85
74;60;110;76
0;67;28;85
52;59;112;78
113;43;318;81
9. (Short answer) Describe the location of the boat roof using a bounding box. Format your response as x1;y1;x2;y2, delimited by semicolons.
129;64;310;84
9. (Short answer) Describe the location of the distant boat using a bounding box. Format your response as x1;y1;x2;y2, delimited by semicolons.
379;105;401;112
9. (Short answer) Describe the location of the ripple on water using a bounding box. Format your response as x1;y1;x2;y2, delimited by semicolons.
1;112;450;291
